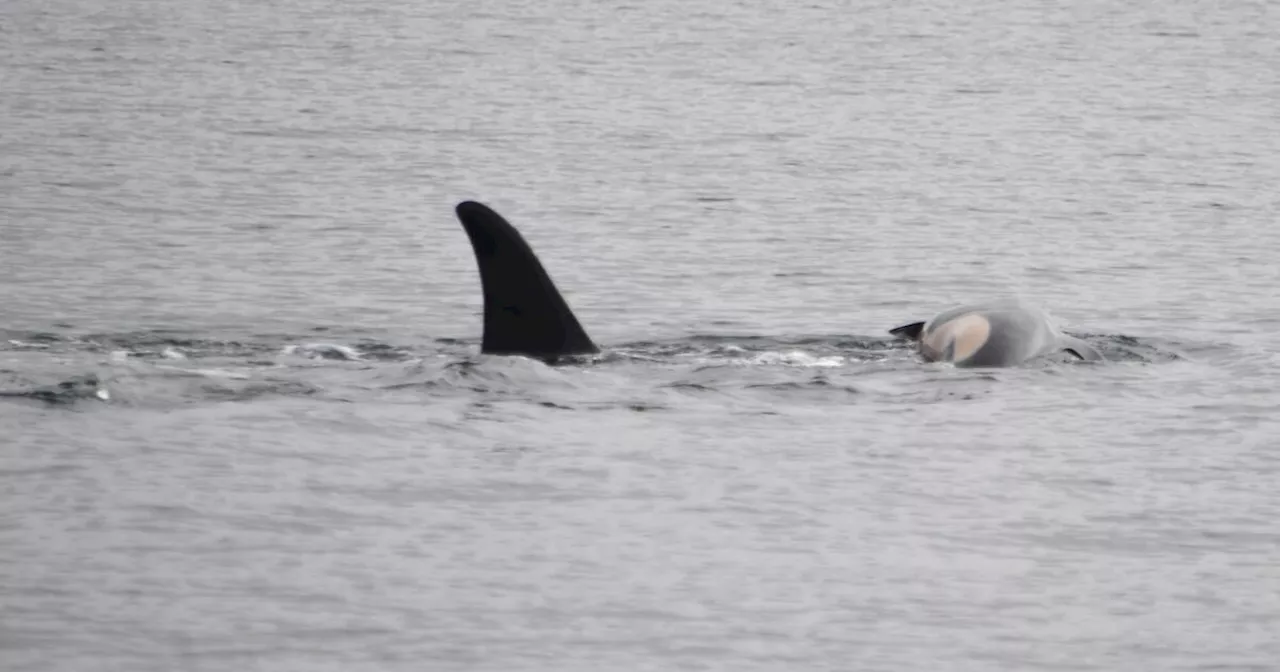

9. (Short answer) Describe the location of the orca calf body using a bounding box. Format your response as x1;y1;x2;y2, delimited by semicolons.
453;200;1103;368
889;300;1103;367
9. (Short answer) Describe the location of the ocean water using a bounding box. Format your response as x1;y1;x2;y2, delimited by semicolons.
2;0;1279;670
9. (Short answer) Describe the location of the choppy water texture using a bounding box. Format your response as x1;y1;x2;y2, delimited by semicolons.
3;0;1279;670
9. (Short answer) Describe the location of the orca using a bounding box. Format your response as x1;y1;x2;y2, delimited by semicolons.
888;299;1103;367
454;200;599;362
453;200;1102;368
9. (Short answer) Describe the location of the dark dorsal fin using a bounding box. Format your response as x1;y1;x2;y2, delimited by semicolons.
889;321;926;341
455;201;598;361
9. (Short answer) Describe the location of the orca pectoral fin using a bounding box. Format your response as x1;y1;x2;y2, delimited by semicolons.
1060;336;1104;362
454;201;599;361
889;321;926;341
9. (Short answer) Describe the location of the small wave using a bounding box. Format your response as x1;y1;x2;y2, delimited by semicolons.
198;380;322;402
282;343;364;361
610;334;897;367
744;376;861;396
6;339;51;349
744;351;847;368
150;363;253;380
0;374;110;405
0;329;421;364
0;329;269;360
1069;333;1186;364
663;381;719;393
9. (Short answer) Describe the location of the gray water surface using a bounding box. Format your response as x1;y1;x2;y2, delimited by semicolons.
3;0;1279;670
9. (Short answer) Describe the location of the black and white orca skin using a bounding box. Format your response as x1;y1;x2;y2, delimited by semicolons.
888;300;1103;367
453;200;1102;368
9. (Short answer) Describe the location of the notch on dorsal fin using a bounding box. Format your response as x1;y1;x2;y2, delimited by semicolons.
889;321;926;341
455;201;599;362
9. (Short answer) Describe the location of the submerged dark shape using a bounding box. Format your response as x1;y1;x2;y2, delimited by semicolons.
455;201;598;362
889;299;1104;368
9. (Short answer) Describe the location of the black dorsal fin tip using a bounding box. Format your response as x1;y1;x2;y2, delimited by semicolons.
454;200;598;361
